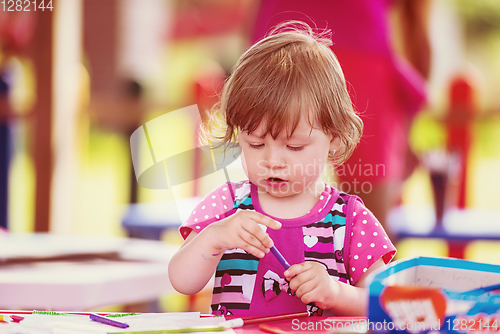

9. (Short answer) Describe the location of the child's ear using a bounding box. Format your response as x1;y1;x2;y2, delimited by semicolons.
330;136;341;153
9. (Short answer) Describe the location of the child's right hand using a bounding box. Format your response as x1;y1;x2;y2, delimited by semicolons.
206;211;282;258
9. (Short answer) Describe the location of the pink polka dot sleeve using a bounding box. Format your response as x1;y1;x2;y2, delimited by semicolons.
179;182;236;240
348;200;396;285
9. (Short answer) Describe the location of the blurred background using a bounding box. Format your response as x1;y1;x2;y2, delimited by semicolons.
1;0;500;314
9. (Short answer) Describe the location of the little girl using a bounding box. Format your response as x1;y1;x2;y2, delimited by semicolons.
168;21;396;317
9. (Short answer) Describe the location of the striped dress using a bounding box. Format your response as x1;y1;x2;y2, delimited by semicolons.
180;180;395;316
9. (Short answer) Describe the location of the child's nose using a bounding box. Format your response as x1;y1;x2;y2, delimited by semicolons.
264;147;286;169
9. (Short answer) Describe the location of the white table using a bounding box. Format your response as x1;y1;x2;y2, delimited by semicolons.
0;233;179;311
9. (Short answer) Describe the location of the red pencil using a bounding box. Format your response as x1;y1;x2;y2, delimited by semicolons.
260;323;294;334
243;311;310;325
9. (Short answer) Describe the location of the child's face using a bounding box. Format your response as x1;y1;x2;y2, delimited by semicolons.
238;114;340;200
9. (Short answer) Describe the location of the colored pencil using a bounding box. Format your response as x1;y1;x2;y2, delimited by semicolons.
90;313;129;328
32;310;140;317
243;311;310;325
260;324;294;334
270;246;291;270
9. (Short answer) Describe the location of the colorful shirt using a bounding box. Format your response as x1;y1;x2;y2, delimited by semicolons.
180;180;396;316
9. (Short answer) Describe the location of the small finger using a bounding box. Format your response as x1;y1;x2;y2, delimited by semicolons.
239;231;270;257
249;212;282;230
294;278;315;299
284;263;309;279
250;247;267;259
241;242;267;258
242;222;274;249
264;217;282;230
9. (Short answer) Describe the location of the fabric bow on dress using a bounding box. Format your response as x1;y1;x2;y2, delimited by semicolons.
262;270;296;301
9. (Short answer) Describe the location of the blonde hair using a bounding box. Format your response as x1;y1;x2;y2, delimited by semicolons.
202;20;363;165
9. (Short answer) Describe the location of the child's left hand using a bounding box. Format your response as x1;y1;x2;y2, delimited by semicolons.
284;262;338;310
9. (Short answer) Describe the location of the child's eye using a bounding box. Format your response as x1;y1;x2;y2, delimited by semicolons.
288;146;304;151
249;143;264;149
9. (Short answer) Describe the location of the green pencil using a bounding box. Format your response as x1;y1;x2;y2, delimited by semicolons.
32;310;141;317
108;318;244;334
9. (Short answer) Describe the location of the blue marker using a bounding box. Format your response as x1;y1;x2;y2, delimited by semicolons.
270;245;291;270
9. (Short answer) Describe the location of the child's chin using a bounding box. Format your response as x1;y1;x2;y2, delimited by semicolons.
263;185;296;198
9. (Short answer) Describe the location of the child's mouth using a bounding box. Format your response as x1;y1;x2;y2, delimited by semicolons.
266;177;287;187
